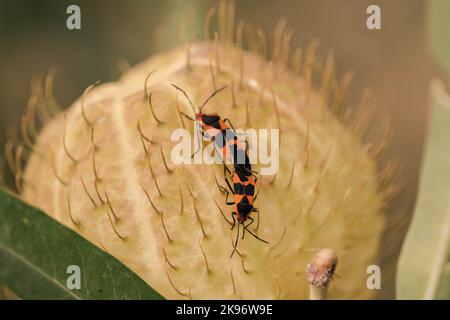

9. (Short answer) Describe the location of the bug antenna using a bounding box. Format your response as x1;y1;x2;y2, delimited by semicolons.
171;83;196;114
199;85;228;112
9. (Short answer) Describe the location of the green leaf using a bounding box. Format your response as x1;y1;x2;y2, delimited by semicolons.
396;81;450;299
0;188;164;300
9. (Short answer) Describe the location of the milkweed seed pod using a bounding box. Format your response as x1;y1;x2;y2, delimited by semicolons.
18;6;396;299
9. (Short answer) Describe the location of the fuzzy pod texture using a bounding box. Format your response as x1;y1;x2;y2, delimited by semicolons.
21;40;385;299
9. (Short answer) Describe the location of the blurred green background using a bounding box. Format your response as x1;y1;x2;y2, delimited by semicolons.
0;0;441;298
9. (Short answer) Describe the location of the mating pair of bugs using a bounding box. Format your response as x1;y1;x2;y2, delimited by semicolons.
172;84;269;258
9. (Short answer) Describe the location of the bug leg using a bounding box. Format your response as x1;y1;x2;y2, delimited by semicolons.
223;163;231;177
224;177;234;195
191;147;202;158
230;222;239;258
219;185;235;205
191;129;204;158
254;190;260;202
242;217;255;239
231;212;236;230
218;185;227;194
244;216;254;230
210;134;229;167
223;118;235;130
245;217;269;244
242;167;258;182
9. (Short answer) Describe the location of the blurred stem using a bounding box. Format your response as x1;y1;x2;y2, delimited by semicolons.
309;285;328;300
161;0;209;50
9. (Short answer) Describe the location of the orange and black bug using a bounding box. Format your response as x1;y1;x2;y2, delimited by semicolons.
220;163;269;258
172;84;266;256
171;84;251;175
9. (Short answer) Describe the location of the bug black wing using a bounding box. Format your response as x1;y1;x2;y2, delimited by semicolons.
236;197;254;219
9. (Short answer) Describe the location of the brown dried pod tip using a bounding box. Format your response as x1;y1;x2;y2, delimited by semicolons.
8;1;401;299
307;248;338;300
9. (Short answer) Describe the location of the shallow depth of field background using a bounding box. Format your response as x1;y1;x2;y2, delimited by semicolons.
0;0;438;298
